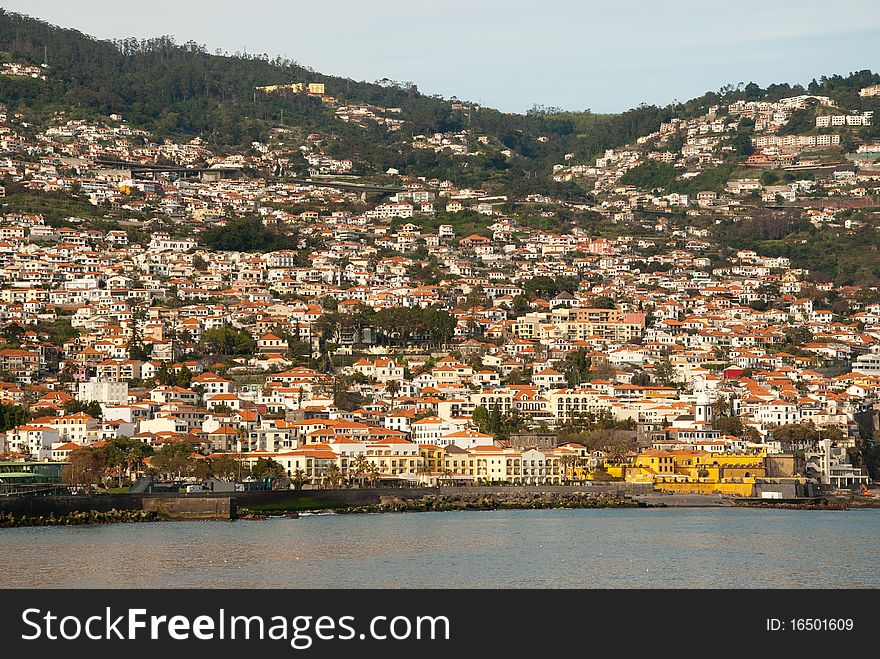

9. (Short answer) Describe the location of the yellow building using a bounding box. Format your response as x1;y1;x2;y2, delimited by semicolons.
418;444;445;480
442;445;477;482
362;441;421;478
627;450;677;481
607;448;768;496
438;446;563;485
605;462;627;479
256;82;325;95
467;446;520;483
642;386;679;400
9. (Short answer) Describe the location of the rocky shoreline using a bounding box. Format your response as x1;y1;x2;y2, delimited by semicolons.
6;492;877;526
0;509;159;528
734;498;880;510
288;491;640;516
240;492;880;517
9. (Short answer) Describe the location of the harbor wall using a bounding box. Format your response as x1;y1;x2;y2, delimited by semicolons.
0;483;653;519
0;494;144;517
142;496;234;520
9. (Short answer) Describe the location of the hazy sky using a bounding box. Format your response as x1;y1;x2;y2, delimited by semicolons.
5;1;880;113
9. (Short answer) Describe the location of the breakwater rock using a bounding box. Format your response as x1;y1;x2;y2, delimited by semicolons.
0;508;158;528
735;497;880;510
333;491;640;514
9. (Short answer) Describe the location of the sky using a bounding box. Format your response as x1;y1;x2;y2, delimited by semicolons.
5;0;880;114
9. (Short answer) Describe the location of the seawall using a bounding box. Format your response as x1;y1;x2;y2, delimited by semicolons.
233;483;653;513
0;483;654;523
142;496;234;520
0;493;234;520
0;493;145;517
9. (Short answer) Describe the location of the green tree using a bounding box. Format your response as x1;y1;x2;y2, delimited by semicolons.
619;160;677;191
761;169;781;186
564;349;592;387
386;379;400;407
211;455;245;481
510;295;531;316
424;307;456;347
489;403;502;436
585;295;615;309
203;218;297;252
176;365;193;388
1;322;24;343
590;465;613;482
712;416;744;437
103;435;154;486
783;326;813;347
472;405;491;434
61;446;107;490
588;362;616;382
151;441;196;481
653;357;676;385
36;318;80;347
319;296;339;312
368;464;381;487
775;422;843;448
779;107;814;135
199;327;256;356
860;436;880;480
333;374;366;411
730;131;755;156
63;399;103;419
251;457;288;489
156;362;174;385
0;403;28;431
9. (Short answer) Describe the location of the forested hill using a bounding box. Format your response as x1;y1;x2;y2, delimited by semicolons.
0;9;670;178
0;9;877;192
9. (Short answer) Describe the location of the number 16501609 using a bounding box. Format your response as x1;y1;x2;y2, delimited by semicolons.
766;618;854;631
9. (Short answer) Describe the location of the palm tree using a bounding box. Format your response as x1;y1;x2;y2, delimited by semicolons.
103;441;127;488
560;455;576;483
351;455;370;487
416;462;431;485
290;469;308;490
440;467;453;487
369;464;381;488
714;394;733;418
125;439;153;483
386;379;400;408
236;426;250;452
325;464;343;489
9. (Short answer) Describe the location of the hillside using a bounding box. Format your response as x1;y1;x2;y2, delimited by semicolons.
3;10;878;194
0;10;655;192
2;10;880;285
0;10;793;191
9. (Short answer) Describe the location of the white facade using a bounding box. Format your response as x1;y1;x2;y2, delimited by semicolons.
851;353;880;376
6;425;59;459
411;417;459;445
78;378;129;405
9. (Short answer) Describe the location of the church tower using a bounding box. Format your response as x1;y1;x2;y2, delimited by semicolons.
695;393;713;423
